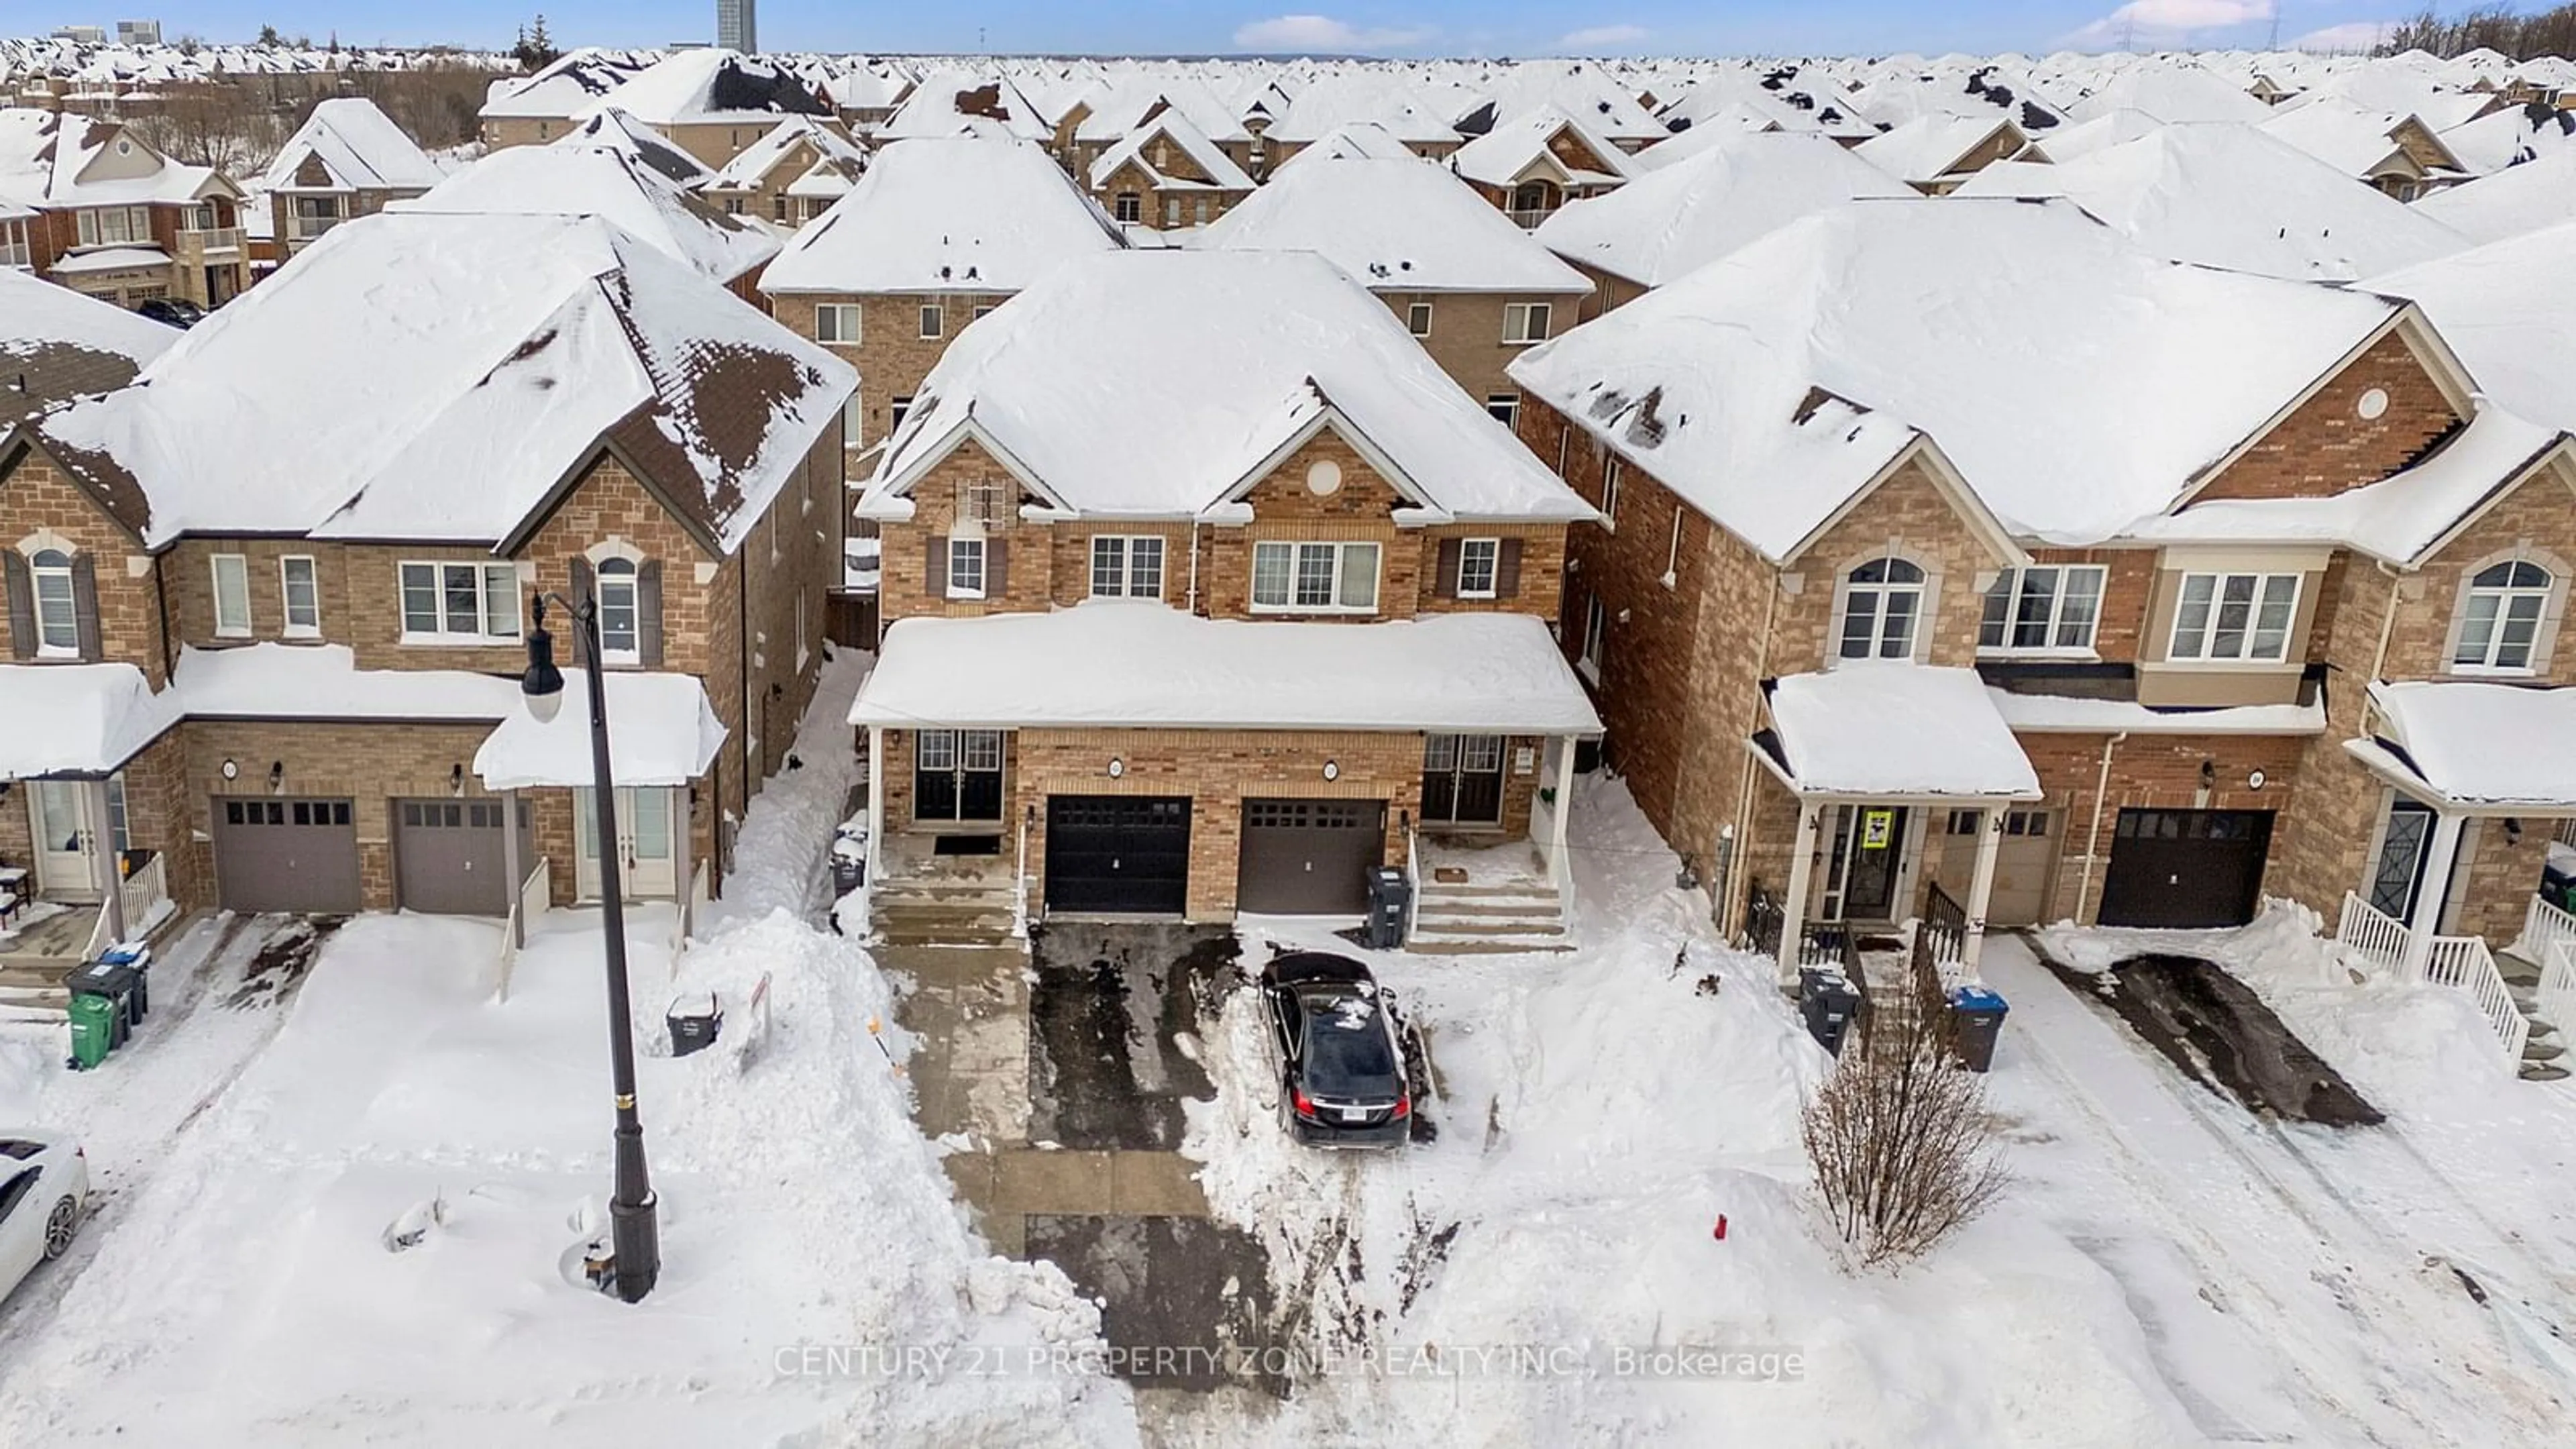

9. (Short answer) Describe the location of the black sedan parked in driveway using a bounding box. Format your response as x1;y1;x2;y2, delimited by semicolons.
1259;952;1411;1149
136;297;206;329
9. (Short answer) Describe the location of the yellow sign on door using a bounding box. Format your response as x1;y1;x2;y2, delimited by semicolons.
1862;809;1894;851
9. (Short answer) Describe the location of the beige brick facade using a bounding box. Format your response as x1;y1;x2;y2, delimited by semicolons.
2194;328;2465;504
1;445;163;682
767;291;1008;458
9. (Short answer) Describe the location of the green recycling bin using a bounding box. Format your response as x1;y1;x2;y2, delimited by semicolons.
68;992;117;1070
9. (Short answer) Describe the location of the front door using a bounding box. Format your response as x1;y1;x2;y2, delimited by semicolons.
1823;805;1907;922
2368;798;2437;922
1420;735;1505;826
914;730;1005;824
576;787;678;901
29;781;99;902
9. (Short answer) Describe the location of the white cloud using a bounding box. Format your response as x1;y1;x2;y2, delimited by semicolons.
1560;23;1650;51
2061;0;2273;47
1232;14;1436;52
2290;20;2394;52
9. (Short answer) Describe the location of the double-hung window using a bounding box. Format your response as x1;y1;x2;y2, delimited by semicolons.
2453;561;2553;674
1503;301;1552;344
814;303;861;345
1114;192;1142;223
75;205;150;248
210;553;252;637
1600;456;1621;529
1978;565;2106;653
280;555;321;636
2168;572;2300;663
1090;536;1165;599
918;303;944;339
1456;538;1501;599
1250;541;1379;614
399;561;521;642
947;537;986;598
595;557;640;664
29;548;78;656
1486;392;1519;428
1407;302;1434;338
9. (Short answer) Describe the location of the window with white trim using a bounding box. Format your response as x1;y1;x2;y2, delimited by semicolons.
918;303;943;339
1114;192;1142;223
0;219;30;268
2169;572;2300;663
841;393;865;448
398;561;521;642
947;537;986;598
1579;593;1606;682
1839;556;1925;661
1503;301;1552;344
280;555;321;636
1250;541;1379;613
973;303;996;321
30;548;78;656
814;303;861;345
1457;537;1500;599
1486;392;1519;428
1978;565;2106;654
210;553;251;637
2453;560;2552;673
596;557;640;664
890;394;914;435
1600;455;1621;530
1089;535;1165;598
1407;302;1433;338
75;205;151;248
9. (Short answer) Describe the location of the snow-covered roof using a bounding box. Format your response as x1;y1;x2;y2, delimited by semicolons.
1267;73;1461;146
1195;158;1589;295
1448;104;1635;189
174;643;517;722
761;138;1122;296
868;250;1593;522
554;107;720;191
879;68;1053;142
570;48;829;127
1087;107;1256;191
48;246;169;274
2031;107;2171;164
2065;62;2274;125
40;212;853;552
1987;689;2325;736
479;47;647;121
0;264;176;413
261;97;442;193
2435;103;2576;176
2259;98;2458;178
1764;665;2041;799
709;114;867;192
0;107;232;208
1951;123;2468;282
1269;120;1419;169
853;605;1602;735
2370;223;2576;433
1534;131;1911;289
1854;113;2022;184
2412;147;2576;244
394;145;778;284
1508;198;2400;556
2361;680;2576;809
0;662;175;777
475;672;728;789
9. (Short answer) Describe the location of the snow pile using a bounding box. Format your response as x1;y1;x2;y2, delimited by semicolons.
1197;158;1591;296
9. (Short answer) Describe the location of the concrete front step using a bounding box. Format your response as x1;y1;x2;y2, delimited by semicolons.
1413;898;1563;920
1413;916;1565;938
1407;935;1576;955
1415;880;1558;899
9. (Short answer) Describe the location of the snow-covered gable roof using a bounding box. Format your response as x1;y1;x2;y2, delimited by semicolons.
39;212;853;553
0;107;233;207
2362;680;2576;809
1195;158;1589;295
853;606;1602;735
555;107;720;191
1270;121;1419;170
394;145;779;284
1629;105;1782;170
572;48;829;127
1267;73;1461;146
260;97;442;193
1535;130;1912;289
2065;62;2273;125
0;264;176;414
879;68;1053;142
1508;198;2400;556
2032;107;2171;163
1449;104;1635;189
2411;147;2576;245
709;114;867;192
2369;222;2576;434
2259;98;2461;178
1087;107;1255;191
479;47;647;121
1951;123;2468;282
1854;113;2025;184
761;138;1123;296
2435;102;2576;176
868;250;1593;522
0;662;175;777
1764;665;2041;799
1073;76;1249;144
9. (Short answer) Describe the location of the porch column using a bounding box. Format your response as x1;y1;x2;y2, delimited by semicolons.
1777;799;1822;989
501;788;525;949
1961;806;2006;982
865;727;886;882
672;786;693;914
89;778;125;948
1549;735;1578;890
2397;810;2468;981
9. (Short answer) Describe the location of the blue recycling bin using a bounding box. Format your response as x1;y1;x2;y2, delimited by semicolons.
1947;985;2008;1073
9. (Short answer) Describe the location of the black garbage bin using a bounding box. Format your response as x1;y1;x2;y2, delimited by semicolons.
666;993;724;1058
830;844;867;898
1947;985;2008;1073
1364;866;1411;951
66;961;142;1048
1799;967;1862;1057
99;944;150;1021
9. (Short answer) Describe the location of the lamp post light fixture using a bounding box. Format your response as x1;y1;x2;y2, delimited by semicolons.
522;592;661;1304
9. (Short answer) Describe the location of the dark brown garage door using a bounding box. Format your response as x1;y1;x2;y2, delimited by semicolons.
395;799;530;916
213;797;361;915
1238;799;1384;915
2098;808;2274;929
1046;796;1192;914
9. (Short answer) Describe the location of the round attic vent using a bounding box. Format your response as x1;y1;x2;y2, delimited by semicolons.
2357;387;2390;421
1306;460;1343;496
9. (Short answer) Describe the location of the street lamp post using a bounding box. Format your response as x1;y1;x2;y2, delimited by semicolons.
523;592;661;1303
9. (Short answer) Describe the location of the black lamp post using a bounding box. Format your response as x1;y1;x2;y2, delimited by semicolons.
523;592;661;1303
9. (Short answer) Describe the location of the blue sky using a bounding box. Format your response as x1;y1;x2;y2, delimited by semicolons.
119;3;2417;58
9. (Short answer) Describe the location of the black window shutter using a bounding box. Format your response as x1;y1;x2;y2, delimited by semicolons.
2;552;31;660
1435;538;1462;597
71;553;102;661
1497;539;1523;597
569;557;594;664
638;559;665;668
926;533;947;593
987;538;1009;597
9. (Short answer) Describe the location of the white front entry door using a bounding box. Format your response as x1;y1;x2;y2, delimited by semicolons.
29;781;100;902
574;787;678;901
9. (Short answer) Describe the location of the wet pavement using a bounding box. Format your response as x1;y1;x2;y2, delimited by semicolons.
2041;951;2383;1126
1026;921;1233;1151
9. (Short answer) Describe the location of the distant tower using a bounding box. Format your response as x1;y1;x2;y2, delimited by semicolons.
716;0;757;54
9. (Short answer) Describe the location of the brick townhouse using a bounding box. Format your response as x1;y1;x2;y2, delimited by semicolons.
847;251;1600;949
0;107;251;308
0;210;852;961
1507;199;2576;1024
702;115;869;228
1446;103;1638;229
260;97;444;258
1194;156;1594;421
1082;105;1258;233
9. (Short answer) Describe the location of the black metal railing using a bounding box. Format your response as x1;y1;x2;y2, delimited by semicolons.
1922;881;1968;969
1743;881;1783;960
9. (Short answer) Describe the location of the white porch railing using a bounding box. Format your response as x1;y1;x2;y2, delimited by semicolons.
79;901;116;963
498;858;549;1004
2337;892;2410;977
116;853;169;941
1014;808;1032;938
2422;934;2530;1067
2518;893;2576;971
1403;818;1423;944
2544;941;2576;1036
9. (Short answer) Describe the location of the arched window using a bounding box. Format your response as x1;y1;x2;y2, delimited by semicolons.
2453;560;2553;672
596;557;640;664
30;548;78;656
1839;557;1926;661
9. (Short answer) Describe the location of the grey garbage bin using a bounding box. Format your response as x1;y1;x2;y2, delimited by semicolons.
1946;985;2008;1072
666;993;724;1058
1364;866;1410;950
1799;967;1862;1057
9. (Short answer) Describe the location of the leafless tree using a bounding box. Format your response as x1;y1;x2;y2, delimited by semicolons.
129;81;286;176
1801;965;2007;1268
2380;4;2576;60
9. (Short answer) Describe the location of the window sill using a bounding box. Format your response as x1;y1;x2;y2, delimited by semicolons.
1457;589;1499;602
1248;606;1380;617
1976;648;2102;663
1576;658;1602;686
2139;657;2298;672
282;627;323;641
2444;664;2540;680
945;590;988;602
398;634;521;648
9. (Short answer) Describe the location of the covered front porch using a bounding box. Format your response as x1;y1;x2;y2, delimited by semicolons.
0;663;183;977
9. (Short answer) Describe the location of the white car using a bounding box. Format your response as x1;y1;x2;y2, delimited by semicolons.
0;1131;88;1301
